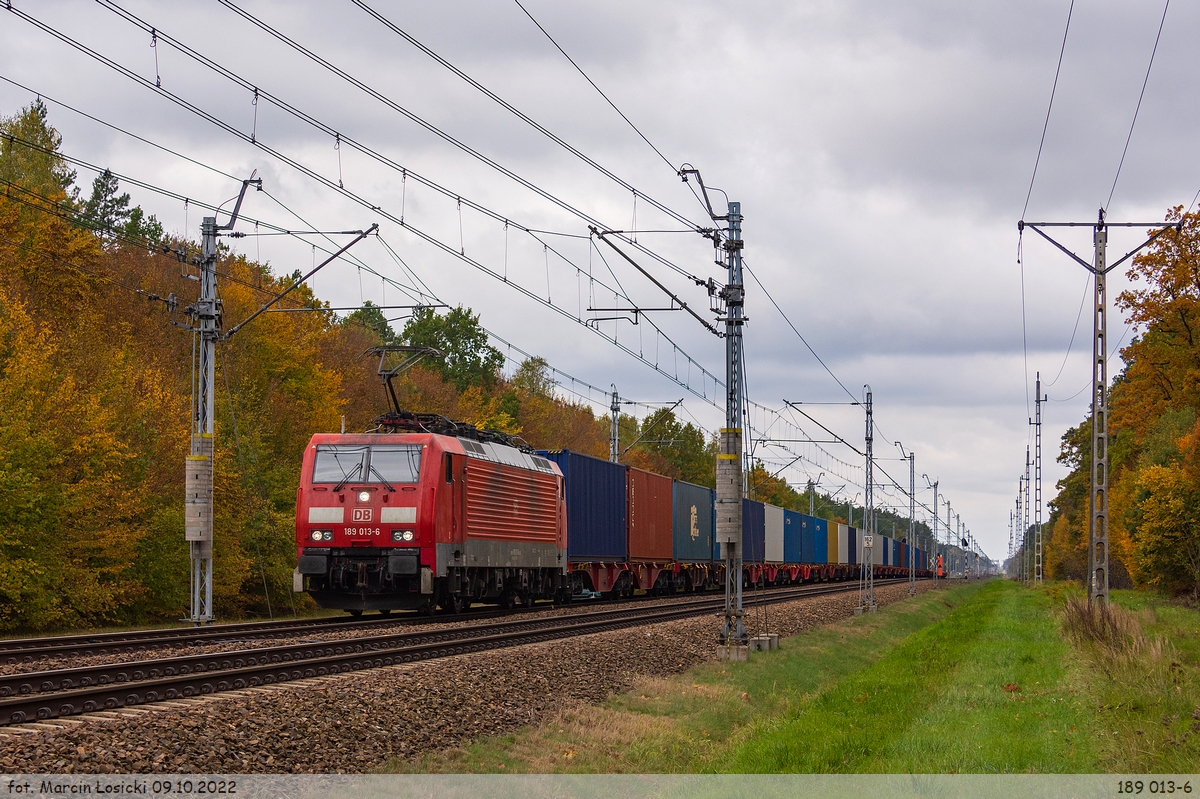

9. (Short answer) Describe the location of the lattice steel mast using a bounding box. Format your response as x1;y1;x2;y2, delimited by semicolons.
1024;446;1032;587
928;478;938;586
185;176;260;625
716;201;747;646
609;387;620;463
908;452;916;595
1019;211;1176;604
1035;374;1044;586
859;387;876;611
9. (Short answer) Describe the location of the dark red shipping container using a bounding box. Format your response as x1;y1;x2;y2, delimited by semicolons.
627;467;673;561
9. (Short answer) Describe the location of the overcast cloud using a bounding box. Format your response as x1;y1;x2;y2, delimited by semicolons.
2;0;1195;559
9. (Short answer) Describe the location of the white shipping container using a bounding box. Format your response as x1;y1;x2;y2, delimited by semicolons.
764;504;785;564
832;523;848;564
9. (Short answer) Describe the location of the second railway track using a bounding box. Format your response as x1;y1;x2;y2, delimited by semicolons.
0;579;906;727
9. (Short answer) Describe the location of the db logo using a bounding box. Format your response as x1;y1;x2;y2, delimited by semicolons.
352;508;373;522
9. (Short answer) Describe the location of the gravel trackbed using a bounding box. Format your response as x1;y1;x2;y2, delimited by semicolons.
0;581;933;774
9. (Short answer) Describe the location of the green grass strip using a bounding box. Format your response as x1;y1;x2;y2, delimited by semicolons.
728;580;1096;773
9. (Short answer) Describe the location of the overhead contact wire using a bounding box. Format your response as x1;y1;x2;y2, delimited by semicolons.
1106;0;1170;210
337;0;704;231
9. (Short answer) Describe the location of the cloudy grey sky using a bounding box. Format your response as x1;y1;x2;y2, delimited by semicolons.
2;0;1194;560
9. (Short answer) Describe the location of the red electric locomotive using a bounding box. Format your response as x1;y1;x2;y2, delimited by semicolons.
294;419;568;614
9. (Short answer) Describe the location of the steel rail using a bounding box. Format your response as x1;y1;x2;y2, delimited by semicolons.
0;580;910;726
0;588;700;661
0;574;893;662
0;609;515;663
2;580;898;697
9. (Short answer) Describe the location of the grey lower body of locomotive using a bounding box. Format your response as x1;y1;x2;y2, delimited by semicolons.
297;541;569;611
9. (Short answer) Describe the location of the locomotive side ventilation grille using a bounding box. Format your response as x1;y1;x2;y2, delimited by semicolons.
459;439;488;457
459;437;558;475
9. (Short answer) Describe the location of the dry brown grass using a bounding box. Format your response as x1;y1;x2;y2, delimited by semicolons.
1060;596;1171;673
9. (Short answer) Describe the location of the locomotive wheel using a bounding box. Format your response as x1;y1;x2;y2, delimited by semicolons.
500;593;516;610
347;609;363;617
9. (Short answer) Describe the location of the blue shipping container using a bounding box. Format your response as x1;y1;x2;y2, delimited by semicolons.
813;516;829;563
673;481;714;562
847;526;858;565
742;499;765;563
800;514;816;563
538;450;626;561
783;509;804;563
893;539;900;567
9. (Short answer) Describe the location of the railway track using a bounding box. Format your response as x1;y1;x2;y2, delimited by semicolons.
0;576;893;663
0;579;906;726
0;605;525;664
0;586;712;663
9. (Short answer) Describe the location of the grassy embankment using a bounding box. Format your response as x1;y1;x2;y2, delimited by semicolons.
392;579;1200;773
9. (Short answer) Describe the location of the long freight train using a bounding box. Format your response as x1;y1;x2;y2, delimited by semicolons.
293;426;936;614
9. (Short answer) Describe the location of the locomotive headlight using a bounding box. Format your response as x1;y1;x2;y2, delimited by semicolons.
310;530;323;541
311;530;333;541
322;530;333;541
357;490;371;503
403;530;414;542
392;529;414;542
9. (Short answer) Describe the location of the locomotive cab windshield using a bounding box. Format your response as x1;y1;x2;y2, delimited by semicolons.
313;444;422;488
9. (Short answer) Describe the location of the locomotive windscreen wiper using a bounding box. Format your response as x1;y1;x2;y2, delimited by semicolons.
333;462;363;493
368;465;396;492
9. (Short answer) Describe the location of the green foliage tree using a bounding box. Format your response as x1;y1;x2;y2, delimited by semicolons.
512;356;556;397
342;300;396;344
79;169;164;245
625;407;716;487
0;100;76;199
401;305;503;391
